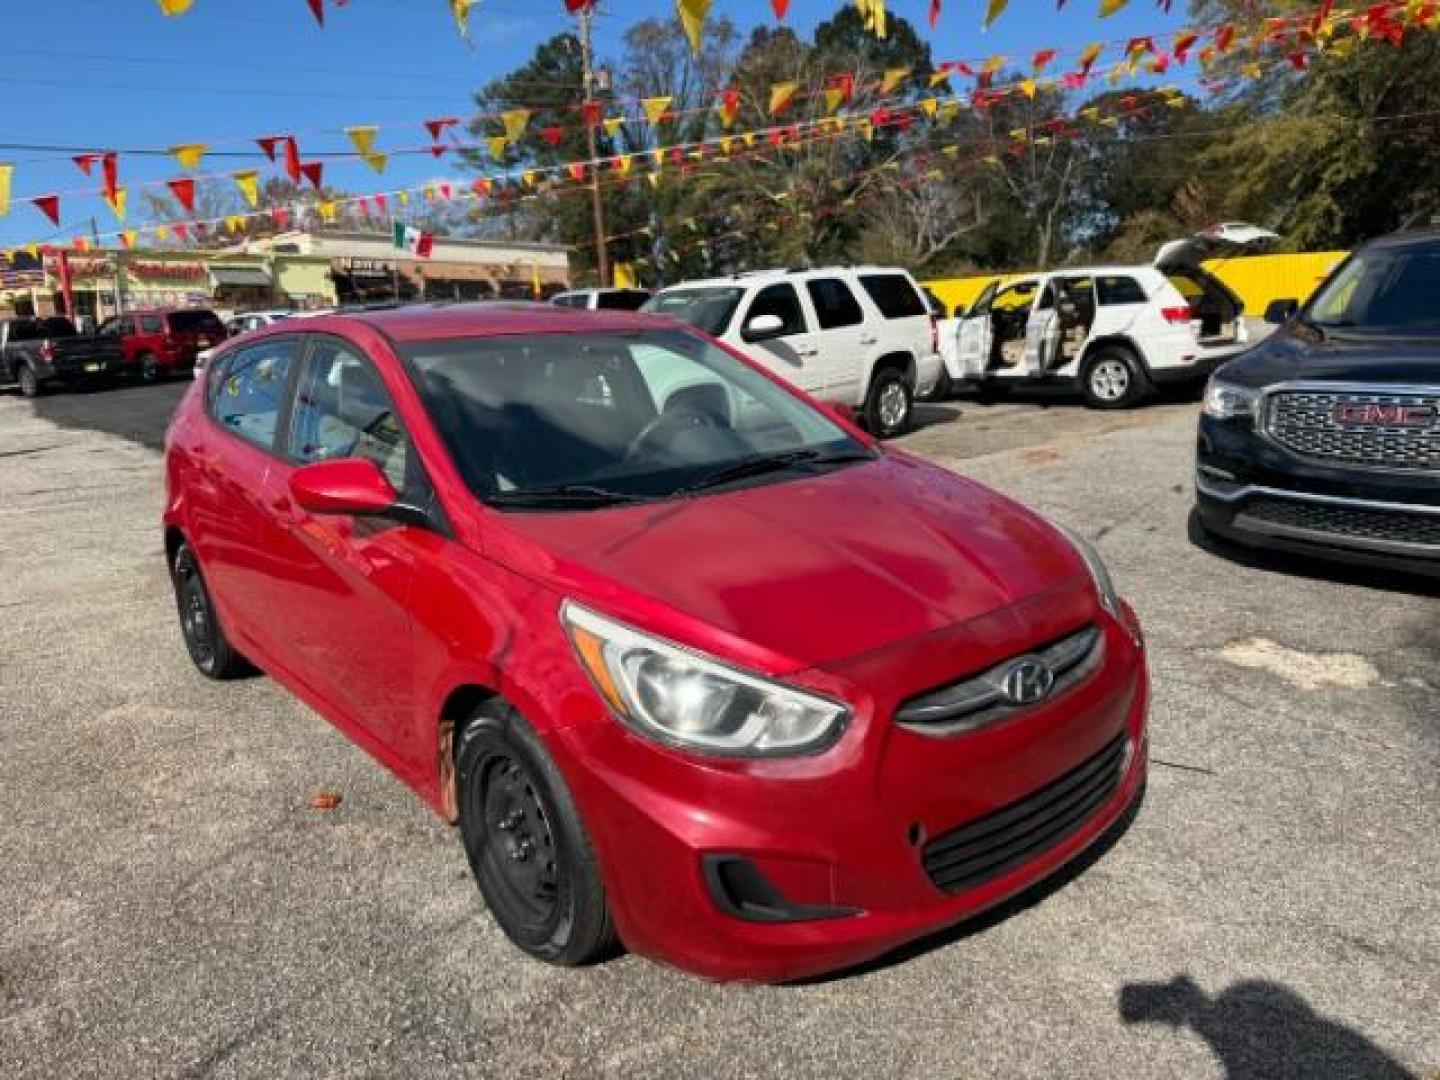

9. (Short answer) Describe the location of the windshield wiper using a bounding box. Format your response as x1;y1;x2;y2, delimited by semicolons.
675;447;874;496
489;484;646;510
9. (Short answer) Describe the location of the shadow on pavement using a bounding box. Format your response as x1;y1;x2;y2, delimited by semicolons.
17;379;192;453
1119;975;1416;1079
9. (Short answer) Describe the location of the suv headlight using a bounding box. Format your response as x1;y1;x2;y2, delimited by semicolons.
1055;524;1121;618
1202;379;1259;420
562;602;848;757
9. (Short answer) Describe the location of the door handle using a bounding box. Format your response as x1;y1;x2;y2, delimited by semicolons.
858;335;878;345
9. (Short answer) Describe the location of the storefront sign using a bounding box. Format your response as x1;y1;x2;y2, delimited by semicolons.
338;257;396;279
129;261;207;282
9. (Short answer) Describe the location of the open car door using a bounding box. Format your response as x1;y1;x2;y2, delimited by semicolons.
956;279;999;380
1023;282;1064;376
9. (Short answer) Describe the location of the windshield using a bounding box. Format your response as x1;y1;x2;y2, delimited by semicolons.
643;287;745;336
1306;246;1440;333
404;328;870;509
167;310;224;333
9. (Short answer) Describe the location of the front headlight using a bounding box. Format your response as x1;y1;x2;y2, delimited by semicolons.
561;602;848;757
1202;379;1259;420
1055;524;1121;618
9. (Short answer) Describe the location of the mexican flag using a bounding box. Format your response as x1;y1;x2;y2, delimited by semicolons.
393;222;434;259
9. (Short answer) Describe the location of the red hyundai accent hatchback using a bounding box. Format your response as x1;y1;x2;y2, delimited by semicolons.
164;304;1148;981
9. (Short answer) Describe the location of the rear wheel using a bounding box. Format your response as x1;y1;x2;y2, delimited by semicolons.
1080;346;1148;410
17;363;41;398
863;367;914;438
170;544;248;679
457;701;616;966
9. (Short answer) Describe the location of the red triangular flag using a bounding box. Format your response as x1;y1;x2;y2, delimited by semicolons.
283;138;302;183
375;194;387;214
358;197;371;219
33;195;61;226
102;153;119;201
258;136;282;161
430;144;448;159
929;0;941;27
568;162;586;182
581;101;602;128
272;206;291;228
772;0;790;17
438;182;453;200
173;222;190;242
424;116;458;141
168;178;196;215
540;125;563;147
307;0;324;26
72;154;98;176
299;161;324;189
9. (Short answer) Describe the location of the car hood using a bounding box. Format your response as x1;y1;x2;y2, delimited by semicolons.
1219;325;1440;388
490;454;1085;673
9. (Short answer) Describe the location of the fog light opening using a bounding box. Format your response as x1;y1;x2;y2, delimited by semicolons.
907;823;926;847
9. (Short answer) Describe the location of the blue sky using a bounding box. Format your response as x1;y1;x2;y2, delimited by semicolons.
0;0;1191;250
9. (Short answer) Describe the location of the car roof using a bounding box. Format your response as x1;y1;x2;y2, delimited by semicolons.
1363;227;1440;251
334;301;673;342
658;266;914;291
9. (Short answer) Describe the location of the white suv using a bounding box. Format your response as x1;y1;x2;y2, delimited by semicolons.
942;226;1279;409
646;267;942;436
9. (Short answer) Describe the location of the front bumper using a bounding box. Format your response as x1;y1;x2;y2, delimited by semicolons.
1195;414;1440;577
551;597;1149;982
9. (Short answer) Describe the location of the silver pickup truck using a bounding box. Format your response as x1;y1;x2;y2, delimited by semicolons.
0;317;128;397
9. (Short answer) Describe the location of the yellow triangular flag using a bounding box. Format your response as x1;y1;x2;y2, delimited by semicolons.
522;170;537;188
25;243;39;259
1019;79;1037;99
157;0;194;14
121;230;138;248
0;164;11;217
919;98;939;118
982;54;1007;76
1099;0;1128;17
742;132;756;148
226;216;244;235
363;153;388;174
929;70;951;89
719;136;733;154
233;170;259;208
398;191;410;207
345;126;378;158
641;96;673;125
449;0;474;38
984;0;1008;27
855;0;888;38
1079;42;1105;70
319;201;338;223
617;154;633;176
825;86;847;114
155;226;170;242
106;187;128;222
604;117;625;139
880;68;910;94
676;0;712;54
938;101;960;125
769;81;799;116
501;109;531;143
488;136;509;160
170;143;207;170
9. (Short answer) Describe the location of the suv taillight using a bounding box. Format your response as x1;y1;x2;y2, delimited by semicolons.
1161;306;1194;325
39;340;55;361
929;312;939;354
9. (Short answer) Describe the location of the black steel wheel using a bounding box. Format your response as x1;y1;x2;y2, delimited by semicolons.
457;701;616;966
170;543;248;679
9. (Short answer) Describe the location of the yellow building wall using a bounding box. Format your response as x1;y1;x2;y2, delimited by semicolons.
925;251;1349;317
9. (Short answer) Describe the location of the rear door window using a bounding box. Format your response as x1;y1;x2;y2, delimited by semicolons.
168;310;224;334
595;290;650;311
211;339;298;452
806;278;865;329
140;314;164;334
858;274;926;319
742;284;808;340
1096;276;1148;306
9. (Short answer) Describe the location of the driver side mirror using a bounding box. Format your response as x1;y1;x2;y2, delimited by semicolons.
289;458;397;516
743;313;786;342
1264;298;1299;325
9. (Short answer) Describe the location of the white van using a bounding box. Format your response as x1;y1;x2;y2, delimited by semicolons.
941;226;1279;408
646;267;942;437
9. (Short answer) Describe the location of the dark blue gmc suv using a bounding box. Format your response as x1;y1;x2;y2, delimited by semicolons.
1193;229;1440;579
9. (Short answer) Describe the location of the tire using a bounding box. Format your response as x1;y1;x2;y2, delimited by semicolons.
138;353;161;383
457;701;616;967
17;363;41;399
1080;346;1149;410
862;366;914;438
170;543;249;679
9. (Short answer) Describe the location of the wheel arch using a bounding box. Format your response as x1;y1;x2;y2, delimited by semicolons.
1080;334;1148;374
437;682;502;823
164;524;188;573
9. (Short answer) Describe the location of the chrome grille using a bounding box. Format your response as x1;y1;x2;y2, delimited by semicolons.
1265;389;1440;471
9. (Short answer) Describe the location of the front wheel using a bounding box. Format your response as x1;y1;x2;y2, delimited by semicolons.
17;363;41;398
457;702;617;966
862;367;914;438
1080;347;1148;410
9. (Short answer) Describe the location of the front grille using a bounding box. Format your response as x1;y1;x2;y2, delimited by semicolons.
895;625;1102;736
922;733;1127;895
1241;495;1440;550
1265;389;1440;471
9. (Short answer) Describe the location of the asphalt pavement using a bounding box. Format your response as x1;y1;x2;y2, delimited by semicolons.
1;379;1436;1079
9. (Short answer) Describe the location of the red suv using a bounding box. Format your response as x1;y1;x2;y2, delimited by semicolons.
163;306;1148;981
99;307;225;380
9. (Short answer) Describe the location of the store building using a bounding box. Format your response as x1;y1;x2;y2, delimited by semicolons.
242;230;572;304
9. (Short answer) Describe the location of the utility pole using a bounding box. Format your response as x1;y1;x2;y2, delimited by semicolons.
578;3;609;287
